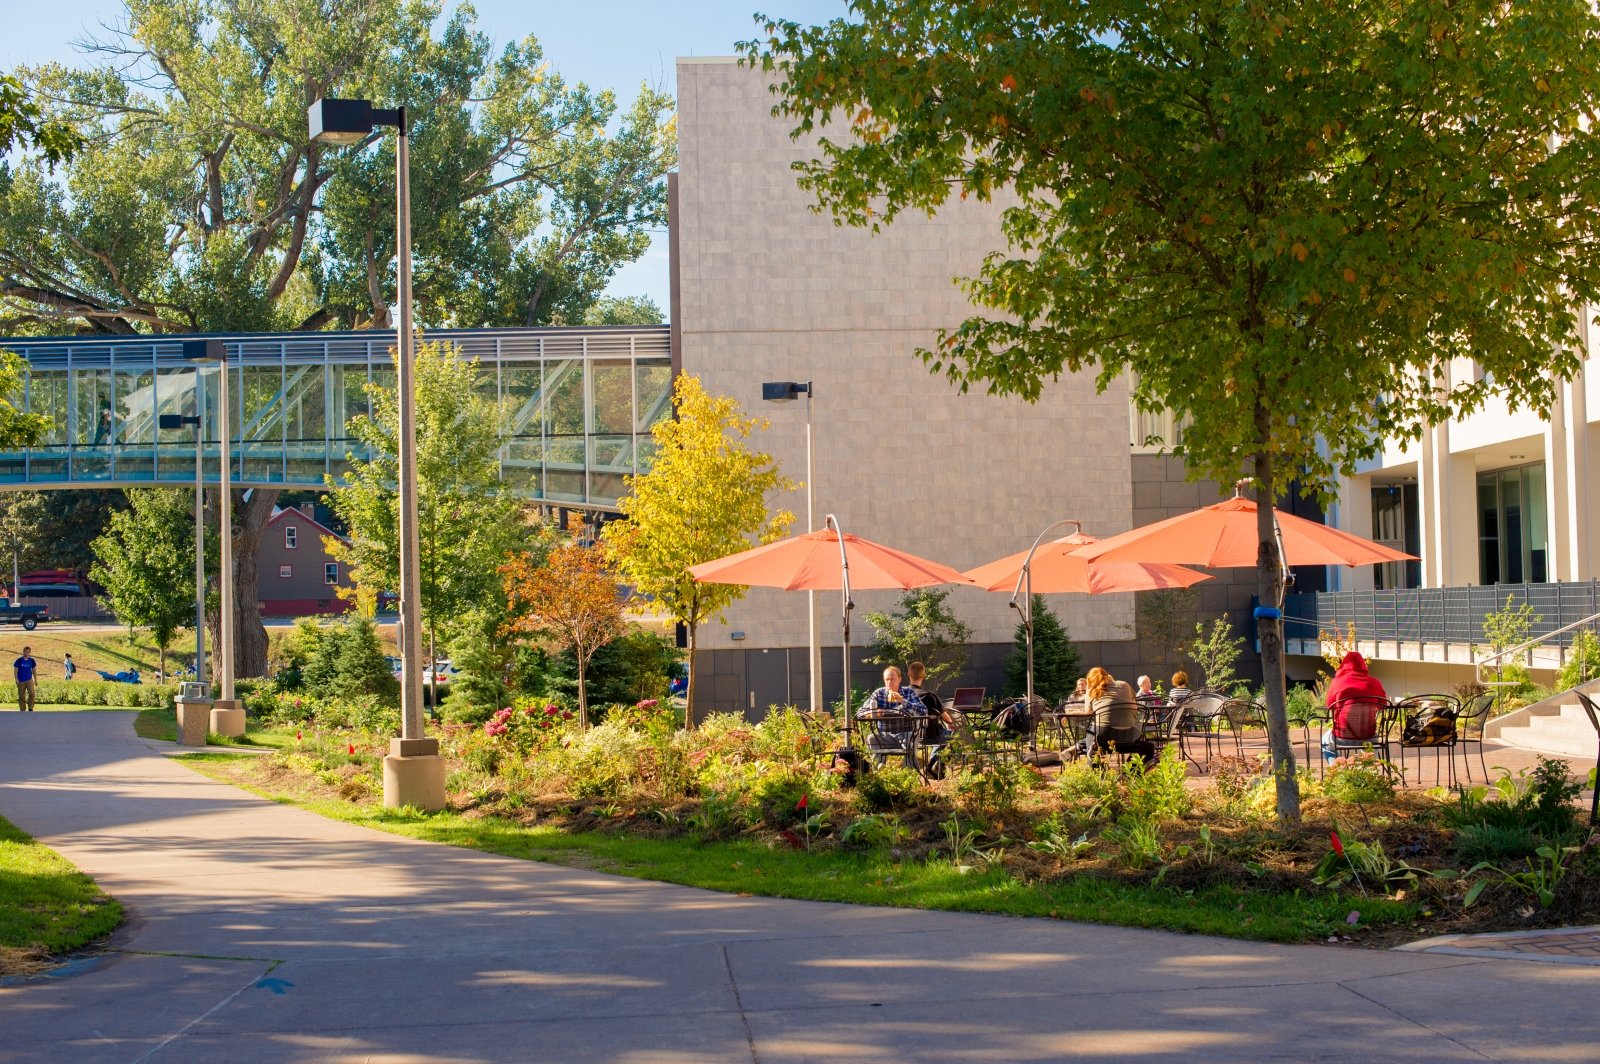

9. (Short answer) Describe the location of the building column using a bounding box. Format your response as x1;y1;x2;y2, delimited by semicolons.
1417;421;1447;587
1444;454;1478;587
1561;346;1593;582
1332;473;1374;591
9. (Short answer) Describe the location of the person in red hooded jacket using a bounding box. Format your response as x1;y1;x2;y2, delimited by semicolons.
1322;651;1387;760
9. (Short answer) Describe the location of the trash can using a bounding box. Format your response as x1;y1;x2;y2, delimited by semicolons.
174;681;212;747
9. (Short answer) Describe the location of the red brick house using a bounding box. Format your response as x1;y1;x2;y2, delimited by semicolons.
257;505;355;617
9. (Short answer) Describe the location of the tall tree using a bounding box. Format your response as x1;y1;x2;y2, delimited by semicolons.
604;374;795;726
89;488;199;678
326;338;521;684
2;0;674;670
502;542;627;727
746;1;1600;821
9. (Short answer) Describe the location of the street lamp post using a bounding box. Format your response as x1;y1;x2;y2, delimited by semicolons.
183;339;242;737
761;381;820;713
311;96;444;810
157;410;205;687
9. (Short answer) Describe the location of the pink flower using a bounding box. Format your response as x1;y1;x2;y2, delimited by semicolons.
636;699;658;709
545;705;559;716
523;706;536;716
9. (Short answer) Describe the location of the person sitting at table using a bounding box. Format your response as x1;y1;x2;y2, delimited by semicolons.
1168;671;1192;703
1135;675;1162;702
862;666;925;715
1065;677;1087;705
905;661;950;741
1080;667;1142;757
1322;651;1387;762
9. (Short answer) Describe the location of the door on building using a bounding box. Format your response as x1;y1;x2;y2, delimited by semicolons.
746;648;791;723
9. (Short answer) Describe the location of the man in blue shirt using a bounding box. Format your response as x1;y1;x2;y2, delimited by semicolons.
14;647;37;712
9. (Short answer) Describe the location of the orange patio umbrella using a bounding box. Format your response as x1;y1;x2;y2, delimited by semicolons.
690;516;973;751
1073;490;1416;569
963;520;1211;710
964;529;1212;595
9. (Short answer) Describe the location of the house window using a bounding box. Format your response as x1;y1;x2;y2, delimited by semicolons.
285;526;298;549
279;564;292;579
324;563;338;585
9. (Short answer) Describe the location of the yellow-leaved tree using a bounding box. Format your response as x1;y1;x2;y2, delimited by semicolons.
604;375;795;727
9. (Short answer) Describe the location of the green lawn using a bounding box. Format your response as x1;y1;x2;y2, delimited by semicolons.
0;814;123;976
178;751;1415;944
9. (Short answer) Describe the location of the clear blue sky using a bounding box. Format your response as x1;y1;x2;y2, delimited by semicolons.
4;1;850;317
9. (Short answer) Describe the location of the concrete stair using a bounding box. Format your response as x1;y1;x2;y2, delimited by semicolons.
1486;678;1600;759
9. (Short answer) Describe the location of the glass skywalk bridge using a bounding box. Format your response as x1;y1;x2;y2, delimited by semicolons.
0;326;673;510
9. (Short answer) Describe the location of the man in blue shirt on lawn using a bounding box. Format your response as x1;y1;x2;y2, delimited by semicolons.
14;647;37;712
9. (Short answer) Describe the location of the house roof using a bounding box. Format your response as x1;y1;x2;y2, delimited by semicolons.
267;505;348;544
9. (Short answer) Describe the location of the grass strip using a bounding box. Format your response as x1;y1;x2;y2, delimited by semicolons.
178;752;1414;944
0;814;123;977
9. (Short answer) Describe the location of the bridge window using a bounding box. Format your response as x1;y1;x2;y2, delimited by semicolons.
285;526;298;549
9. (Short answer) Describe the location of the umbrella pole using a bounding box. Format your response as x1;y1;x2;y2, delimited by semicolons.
827;514;854;752
1012;520;1084;743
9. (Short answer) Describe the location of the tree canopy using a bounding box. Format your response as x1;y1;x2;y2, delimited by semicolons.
503;542;627;727
0;72;80;166
744;0;1600;821
1;0;675;334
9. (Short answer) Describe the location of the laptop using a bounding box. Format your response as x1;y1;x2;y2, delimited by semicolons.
950;687;985;714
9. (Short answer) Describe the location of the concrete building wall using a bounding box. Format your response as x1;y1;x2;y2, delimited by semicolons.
676;59;1137;709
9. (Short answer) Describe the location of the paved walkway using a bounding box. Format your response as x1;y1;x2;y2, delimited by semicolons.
3;712;1599;1063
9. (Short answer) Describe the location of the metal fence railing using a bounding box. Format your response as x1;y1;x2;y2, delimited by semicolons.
1283;581;1600;651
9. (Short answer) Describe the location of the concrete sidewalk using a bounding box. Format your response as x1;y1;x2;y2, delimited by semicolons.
2;713;1597;1063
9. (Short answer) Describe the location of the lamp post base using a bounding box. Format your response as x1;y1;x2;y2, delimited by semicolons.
209;700;245;738
383;737;445;810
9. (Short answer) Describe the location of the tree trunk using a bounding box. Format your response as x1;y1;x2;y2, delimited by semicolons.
1253;431;1302;824
684;622;698;730
428;624;439;716
231;488;279;678
575;642;589;729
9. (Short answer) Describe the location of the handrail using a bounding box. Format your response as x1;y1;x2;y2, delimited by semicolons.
1475;609;1600;686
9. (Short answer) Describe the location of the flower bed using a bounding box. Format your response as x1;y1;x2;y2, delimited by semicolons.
202;699;1600;945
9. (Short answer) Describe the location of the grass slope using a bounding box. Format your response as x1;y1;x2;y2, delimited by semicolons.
0;815;123;977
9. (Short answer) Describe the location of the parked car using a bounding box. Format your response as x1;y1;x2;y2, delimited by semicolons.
0;598;49;630
421;659;456;703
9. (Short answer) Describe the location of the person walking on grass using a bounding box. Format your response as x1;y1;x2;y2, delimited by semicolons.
63;653;75;681
14;646;38;712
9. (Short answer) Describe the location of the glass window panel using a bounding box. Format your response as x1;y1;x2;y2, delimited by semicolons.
502;363;541;440
544;359;585;437
545;436;585;501
284;362;328;481
591;359;632;435
1477;478;1499;586
27;370;70;446
155;366;199;482
634;362;672;433
501;437;542;495
330;363;370;444
115;366;155;480
1524;465;1547;584
240;364;284;481
1500;470;1522;584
